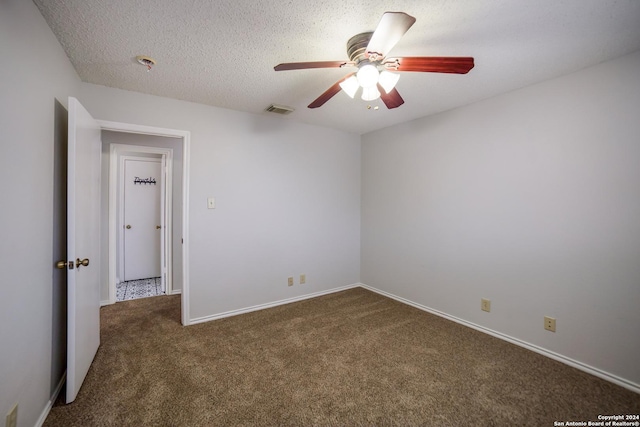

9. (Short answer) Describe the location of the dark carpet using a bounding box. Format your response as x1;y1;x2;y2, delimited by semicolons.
45;287;639;426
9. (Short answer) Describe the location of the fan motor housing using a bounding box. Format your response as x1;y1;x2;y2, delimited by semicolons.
346;32;374;64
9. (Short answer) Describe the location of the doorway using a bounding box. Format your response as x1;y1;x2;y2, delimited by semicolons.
108;142;175;303
100;121;191;326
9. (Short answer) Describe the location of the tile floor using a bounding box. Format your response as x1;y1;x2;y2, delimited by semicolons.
116;277;164;302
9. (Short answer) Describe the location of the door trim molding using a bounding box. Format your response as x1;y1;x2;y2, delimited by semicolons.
99;120;191;326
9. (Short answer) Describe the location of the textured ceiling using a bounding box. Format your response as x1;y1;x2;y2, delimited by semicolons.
33;0;640;135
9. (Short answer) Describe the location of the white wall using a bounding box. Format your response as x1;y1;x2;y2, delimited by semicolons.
361;50;640;388
0;0;81;425
79;83;361;320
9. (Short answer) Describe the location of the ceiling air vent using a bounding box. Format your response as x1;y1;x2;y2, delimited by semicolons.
265;104;294;115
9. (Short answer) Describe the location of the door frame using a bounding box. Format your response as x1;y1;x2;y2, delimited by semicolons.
100;120;191;326
116;151;170;292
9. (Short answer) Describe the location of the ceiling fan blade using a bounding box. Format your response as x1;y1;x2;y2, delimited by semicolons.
365;12;416;59
385;57;475;74
274;61;353;71
377;84;404;109
308;72;357;108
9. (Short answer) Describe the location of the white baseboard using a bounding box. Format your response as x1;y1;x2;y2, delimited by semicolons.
359;283;640;395
170;289;181;295
35;371;66;427
189;283;359;325
100;299;112;307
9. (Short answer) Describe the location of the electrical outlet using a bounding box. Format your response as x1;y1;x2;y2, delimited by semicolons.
300;274;306;284
481;298;491;312
544;316;556;332
287;277;294;287
6;403;17;427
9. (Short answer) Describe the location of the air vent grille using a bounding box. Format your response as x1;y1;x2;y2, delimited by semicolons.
265;104;294;115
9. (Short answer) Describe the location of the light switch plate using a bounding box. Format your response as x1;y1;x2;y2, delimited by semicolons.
207;197;215;209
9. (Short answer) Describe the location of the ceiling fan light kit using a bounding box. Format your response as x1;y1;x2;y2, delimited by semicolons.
379;71;400;94
357;63;380;88
339;76;359;98
274;11;474;110
339;62;399;101
361;86;381;102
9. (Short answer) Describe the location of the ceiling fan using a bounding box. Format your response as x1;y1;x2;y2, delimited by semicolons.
274;12;474;109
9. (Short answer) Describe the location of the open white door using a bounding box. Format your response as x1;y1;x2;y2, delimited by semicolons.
66;97;102;403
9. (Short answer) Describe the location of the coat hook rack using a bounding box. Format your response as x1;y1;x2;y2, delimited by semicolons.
134;176;157;185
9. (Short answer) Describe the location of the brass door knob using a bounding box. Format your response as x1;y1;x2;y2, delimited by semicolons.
126;224;132;229
56;260;68;269
76;258;90;268
156;225;161;229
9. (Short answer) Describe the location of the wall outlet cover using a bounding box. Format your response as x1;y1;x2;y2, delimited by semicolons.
544;316;557;332
481;298;491;312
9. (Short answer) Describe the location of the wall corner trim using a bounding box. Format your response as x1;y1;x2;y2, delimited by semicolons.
359;283;640;395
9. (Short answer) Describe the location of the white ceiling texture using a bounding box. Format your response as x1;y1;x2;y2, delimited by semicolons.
33;0;640;135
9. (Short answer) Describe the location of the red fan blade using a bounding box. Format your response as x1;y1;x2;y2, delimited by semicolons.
377;83;404;109
274;61;353;71
365;12;416;59
308;72;356;109
384;57;475;74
